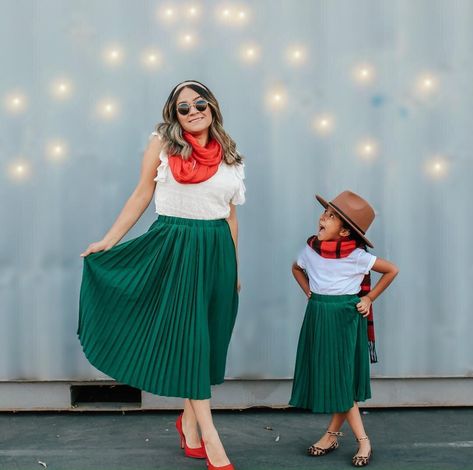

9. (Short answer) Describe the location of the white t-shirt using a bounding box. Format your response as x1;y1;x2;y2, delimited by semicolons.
297;245;377;295
150;133;246;220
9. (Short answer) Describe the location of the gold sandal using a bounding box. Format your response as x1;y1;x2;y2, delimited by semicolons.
352;436;372;467
307;430;343;457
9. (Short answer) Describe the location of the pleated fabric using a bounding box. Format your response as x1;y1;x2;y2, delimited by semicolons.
289;293;371;413
78;215;238;400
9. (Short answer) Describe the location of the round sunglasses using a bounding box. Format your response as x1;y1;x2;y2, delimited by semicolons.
176;99;209;116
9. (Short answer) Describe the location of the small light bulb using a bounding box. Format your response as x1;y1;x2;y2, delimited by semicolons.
356;139;378;160
186;5;200;19
5;92;27;113
266;88;287;110
286;46;307;66
141;49;162;68
313;115;335;136
104;46;124;65
50;79;73;99
416;73;438;96
425;156;448;179
353;63;376;85
240;44;260;63
46;140;68;161
97;99;119;119
178;32;197;49
8;160;31;180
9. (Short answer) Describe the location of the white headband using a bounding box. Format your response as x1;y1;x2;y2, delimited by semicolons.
172;81;208;97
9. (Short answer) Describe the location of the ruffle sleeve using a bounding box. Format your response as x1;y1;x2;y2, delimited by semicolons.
231;162;246;205
149;132;168;183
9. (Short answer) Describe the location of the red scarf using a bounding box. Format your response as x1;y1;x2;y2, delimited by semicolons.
168;131;222;184
307;235;378;363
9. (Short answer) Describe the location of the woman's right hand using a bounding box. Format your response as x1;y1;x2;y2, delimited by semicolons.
80;239;114;257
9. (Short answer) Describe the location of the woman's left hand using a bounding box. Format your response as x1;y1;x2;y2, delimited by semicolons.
356;296;372;317
237;279;241;292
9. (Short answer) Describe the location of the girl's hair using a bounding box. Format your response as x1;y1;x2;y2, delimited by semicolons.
155;80;242;165
342;221;367;248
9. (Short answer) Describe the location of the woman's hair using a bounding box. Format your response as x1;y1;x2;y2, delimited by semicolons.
155;80;242;165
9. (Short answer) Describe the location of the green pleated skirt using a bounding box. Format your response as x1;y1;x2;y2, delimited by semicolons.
78;215;239;400
289;293;371;413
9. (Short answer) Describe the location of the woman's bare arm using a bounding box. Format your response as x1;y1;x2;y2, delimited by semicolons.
80;136;162;256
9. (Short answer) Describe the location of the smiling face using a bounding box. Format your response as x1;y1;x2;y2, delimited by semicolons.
317;206;351;242
175;87;213;137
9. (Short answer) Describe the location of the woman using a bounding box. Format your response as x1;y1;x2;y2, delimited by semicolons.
78;80;245;470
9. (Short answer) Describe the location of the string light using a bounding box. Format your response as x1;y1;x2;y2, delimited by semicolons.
158;5;177;22
356;139;378;160
141;49;162;69
352;63;376;85
96;99;119;119
266;87;287;110
46;140;68;162
312;114;335;136
103;46;124;65
239;43;260;63
425;155;448;179
8;160;31;181
50;79;73;99
286;45;307;66
178;32;197;49
185;4;201;19
416;73;439;97
4;92;27;113
216;5;249;25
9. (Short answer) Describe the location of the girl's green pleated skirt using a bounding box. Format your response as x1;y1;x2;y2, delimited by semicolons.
78;215;239;400
289;293;371;413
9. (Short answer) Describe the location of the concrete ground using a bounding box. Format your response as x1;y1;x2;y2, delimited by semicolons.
0;408;472;470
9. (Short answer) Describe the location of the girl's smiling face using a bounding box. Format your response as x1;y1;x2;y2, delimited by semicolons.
175;87;212;135
317;207;350;241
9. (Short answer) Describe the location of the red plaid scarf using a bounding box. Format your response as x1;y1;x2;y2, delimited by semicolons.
307;235;378;363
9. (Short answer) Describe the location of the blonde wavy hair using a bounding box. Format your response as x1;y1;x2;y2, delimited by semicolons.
155;80;243;165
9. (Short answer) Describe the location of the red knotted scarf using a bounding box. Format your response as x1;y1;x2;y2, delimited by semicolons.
307;235;378;363
168;131;222;184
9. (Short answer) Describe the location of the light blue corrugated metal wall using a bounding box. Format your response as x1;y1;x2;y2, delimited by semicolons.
1;0;472;383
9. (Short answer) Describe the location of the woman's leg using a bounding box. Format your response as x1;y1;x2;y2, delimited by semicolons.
345;402;371;457
311;412;346;448
189;398;231;466
181;398;202;448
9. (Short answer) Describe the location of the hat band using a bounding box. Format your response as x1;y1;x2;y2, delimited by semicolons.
329;202;366;235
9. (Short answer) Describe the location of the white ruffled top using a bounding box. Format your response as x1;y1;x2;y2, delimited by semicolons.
149;132;246;220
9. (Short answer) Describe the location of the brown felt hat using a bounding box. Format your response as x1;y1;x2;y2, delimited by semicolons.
315;190;375;248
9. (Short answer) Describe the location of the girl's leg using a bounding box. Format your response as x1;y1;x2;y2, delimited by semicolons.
311;412;346;448
189;398;231;467
345;403;371;458
181;398;202;448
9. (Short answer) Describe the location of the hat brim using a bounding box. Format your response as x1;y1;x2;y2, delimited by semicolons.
315;194;374;248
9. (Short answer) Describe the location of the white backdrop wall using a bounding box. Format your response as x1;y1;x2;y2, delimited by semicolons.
1;0;472;384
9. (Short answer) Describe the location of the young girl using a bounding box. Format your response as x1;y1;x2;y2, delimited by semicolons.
289;190;398;467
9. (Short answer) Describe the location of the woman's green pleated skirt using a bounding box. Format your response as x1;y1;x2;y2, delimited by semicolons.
78;215;239;400
289;293;371;413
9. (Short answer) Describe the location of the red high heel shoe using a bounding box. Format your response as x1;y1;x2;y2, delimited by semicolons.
203;442;235;470
175;413;207;459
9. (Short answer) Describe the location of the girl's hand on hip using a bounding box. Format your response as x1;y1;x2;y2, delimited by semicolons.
80;239;114;257
356;296;372;317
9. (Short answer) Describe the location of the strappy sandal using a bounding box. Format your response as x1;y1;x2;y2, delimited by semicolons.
307;430;343;457
352;436;372;467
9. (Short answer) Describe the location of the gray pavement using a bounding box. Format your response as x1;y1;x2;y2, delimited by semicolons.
0;408;472;470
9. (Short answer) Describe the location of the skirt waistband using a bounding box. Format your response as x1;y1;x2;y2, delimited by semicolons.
157;215;227;227
309;292;359;303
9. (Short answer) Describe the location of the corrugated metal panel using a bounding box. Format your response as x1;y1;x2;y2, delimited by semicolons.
0;0;472;390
